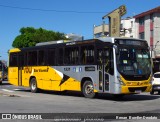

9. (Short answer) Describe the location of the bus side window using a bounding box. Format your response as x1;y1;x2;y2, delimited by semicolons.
28;51;37;66
24;52;27;66
64;47;79;65
64;48;70;64
57;48;64;65
19;53;24;67
81;46;94;64
38;50;45;65
48;49;56;66
9;53;18;67
71;47;79;65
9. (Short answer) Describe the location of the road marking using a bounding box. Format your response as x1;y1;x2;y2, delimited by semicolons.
13;89;21;91
1;89;31;97
1;89;14;93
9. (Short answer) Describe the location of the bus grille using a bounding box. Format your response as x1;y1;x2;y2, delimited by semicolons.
128;87;147;92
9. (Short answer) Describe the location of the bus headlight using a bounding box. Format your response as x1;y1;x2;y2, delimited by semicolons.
117;76;126;86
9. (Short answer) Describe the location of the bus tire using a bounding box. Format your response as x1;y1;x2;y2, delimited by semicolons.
30;78;39;93
82;81;95;98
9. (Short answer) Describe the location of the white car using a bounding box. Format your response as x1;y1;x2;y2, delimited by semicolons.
150;72;160;95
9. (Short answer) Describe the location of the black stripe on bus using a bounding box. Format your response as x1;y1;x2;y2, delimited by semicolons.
59;74;70;86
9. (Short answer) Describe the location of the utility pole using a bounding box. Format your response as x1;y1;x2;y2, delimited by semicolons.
102;5;126;37
102;21;105;37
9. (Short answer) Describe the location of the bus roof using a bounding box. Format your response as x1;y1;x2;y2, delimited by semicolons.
9;37;147;52
97;37;147;42
9;48;21;53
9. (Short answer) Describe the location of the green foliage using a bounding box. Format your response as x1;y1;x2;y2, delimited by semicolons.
12;27;67;48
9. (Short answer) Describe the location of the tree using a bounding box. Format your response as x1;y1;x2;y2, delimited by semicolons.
12;27;67;48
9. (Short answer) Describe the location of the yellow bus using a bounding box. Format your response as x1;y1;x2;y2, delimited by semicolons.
8;37;152;98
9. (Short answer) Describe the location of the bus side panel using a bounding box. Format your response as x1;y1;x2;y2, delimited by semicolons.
54;66;95;92
37;66;61;91
22;67;33;87
50;67;65;91
23;66;61;91
51;66;81;91
8;67;19;86
60;77;81;91
34;66;51;90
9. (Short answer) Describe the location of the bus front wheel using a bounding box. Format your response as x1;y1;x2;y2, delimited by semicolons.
30;78;39;93
82;81;95;98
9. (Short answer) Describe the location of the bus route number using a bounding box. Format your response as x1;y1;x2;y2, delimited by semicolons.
64;67;70;71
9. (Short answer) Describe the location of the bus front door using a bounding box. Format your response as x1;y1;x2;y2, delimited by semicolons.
98;48;111;92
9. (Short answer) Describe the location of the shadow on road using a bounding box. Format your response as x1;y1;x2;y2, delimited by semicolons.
0;82;11;86
96;93;160;102
4;84;160;102
34;90;160;102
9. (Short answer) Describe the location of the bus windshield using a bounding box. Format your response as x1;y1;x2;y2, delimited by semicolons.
117;48;151;75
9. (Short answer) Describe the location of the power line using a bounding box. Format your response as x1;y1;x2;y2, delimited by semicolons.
0;4;106;14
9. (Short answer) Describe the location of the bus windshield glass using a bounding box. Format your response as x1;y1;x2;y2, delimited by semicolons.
117;48;151;75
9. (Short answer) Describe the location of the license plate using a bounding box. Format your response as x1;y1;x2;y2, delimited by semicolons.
135;90;141;93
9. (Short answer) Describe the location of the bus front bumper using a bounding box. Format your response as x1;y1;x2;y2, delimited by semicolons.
121;85;152;94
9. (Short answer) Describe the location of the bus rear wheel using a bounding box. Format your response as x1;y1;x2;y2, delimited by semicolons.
30;78;39;93
82;81;95;98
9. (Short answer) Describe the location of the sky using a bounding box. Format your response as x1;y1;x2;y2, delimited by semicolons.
0;0;160;62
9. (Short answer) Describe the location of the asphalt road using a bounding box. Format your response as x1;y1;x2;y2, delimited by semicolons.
0;81;160;122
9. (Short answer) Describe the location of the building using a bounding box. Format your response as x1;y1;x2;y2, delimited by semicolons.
120;17;135;37
93;18;135;38
93;22;109;38
93;6;160;59
134;6;160;59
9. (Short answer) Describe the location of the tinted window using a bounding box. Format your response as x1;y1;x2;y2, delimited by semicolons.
28;51;37;66
64;47;79;65
81;45;95;64
48;49;56;65
9;53;18;66
154;74;160;78
57;48;63;65
38;50;45;65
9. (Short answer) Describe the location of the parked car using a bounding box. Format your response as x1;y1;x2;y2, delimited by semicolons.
150;72;160;95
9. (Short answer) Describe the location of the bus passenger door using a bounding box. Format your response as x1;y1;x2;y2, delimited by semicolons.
98;48;113;92
18;54;23;86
